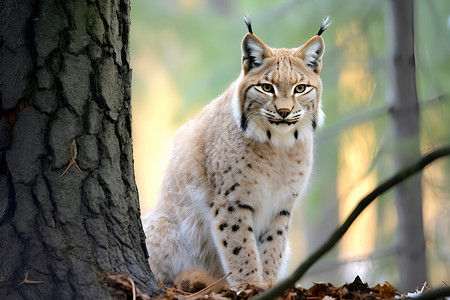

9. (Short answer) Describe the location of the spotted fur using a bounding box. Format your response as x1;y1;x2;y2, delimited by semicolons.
142;18;328;290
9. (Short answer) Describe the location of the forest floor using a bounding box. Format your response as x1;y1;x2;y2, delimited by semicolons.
105;273;407;299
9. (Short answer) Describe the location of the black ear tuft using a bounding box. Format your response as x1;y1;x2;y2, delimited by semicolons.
244;14;253;34
316;16;331;36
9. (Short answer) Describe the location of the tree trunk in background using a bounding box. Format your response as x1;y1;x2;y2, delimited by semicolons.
387;0;426;292
0;0;162;298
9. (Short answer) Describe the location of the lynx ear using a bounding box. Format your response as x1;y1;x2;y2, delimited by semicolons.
296;16;330;74
241;33;271;73
296;35;325;74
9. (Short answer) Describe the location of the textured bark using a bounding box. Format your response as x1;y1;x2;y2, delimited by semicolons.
0;0;162;298
387;0;426;292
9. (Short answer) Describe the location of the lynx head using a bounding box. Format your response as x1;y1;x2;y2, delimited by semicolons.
233;17;330;148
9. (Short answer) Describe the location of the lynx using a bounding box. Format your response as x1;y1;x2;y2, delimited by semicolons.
143;17;330;291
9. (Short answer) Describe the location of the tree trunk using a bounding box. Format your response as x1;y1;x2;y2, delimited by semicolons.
0;0;162;298
387;0;426;292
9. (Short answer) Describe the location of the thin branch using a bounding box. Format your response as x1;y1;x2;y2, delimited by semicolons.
14;271;44;288
407;286;450;300
125;276;136;300
251;145;450;300
318;104;388;141
185;272;231;298
318;93;449;141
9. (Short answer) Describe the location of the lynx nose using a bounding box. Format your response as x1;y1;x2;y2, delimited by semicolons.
277;108;291;118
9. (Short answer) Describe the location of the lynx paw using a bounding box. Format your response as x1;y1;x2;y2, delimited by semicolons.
234;280;273;292
174;269;228;293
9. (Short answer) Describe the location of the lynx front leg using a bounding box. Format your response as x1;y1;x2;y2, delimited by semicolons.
258;209;291;283
210;201;263;289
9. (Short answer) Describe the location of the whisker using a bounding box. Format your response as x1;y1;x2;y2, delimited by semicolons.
246;111;267;131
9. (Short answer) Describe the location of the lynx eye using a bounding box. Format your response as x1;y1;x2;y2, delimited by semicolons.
261;84;275;93
294;84;306;93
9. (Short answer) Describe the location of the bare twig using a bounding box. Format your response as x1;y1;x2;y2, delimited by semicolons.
184;272;231;298
251;145;450;300
421;282;431;292
60;139;82;177
15;271;44;288
125;276;137;300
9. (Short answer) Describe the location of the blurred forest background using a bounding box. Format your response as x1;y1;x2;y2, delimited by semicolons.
130;0;450;290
